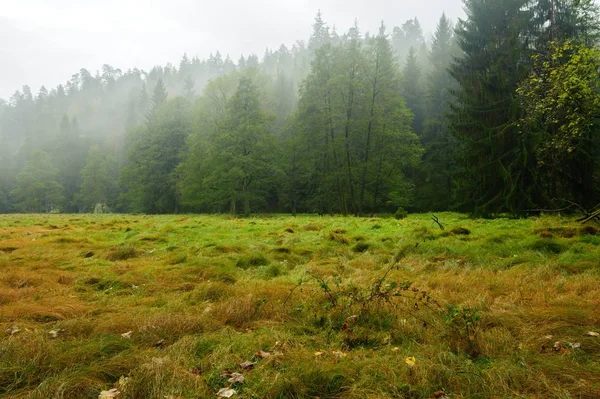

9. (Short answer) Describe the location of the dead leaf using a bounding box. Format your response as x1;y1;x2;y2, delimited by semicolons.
239;361;255;370
405;356;416;368
553;341;562;351
7;326;20;335
98;388;121;399
116;376;130;389
227;372;245;384
255;350;271;358
121;331;133;339
432;392;449;399
585;331;599;337
217;388;236;398
49;329;61;339
314;351;325;357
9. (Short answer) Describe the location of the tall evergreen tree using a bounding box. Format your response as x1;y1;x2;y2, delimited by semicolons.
450;0;537;215
415;13;460;211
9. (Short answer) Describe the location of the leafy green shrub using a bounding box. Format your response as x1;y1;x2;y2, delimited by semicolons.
394;207;408;220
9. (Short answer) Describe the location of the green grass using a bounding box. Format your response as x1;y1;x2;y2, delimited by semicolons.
0;213;599;398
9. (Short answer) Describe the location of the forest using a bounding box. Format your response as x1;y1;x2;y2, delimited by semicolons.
1;0;599;216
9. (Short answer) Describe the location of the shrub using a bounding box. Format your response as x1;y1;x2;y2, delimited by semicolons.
394;207;408;220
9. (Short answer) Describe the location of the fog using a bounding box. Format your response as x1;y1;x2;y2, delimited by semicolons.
0;0;464;99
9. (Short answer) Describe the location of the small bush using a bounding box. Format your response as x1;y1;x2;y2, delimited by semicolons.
394;207;408;220
93;202;111;214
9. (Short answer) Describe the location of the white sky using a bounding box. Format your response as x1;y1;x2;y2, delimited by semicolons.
0;0;465;99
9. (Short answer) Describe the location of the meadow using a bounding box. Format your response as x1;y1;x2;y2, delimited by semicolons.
0;213;599;398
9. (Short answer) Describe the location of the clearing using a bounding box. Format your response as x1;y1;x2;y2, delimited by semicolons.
0;213;599;398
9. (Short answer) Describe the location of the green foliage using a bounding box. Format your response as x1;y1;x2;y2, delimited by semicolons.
450;0;540;215
517;41;600;207
11;150;64;213
76;146;118;212
120;97;192;213
394;207;408;220
1;7;599;216
180;74;276;214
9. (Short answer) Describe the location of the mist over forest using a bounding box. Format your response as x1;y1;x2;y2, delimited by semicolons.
1;0;599;216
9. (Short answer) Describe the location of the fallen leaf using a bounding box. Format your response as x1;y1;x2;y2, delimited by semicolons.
116;376;130;389
49;329;61;339
98;388;120;399
227;372;245;384
239;361;255;370
255;350;271;358
432;391;449;399
405;356;416;368
314;351;325;357
7;326;20;335
585;331;599;337
553;341;562;351
217;388;236;398
121;331;133;339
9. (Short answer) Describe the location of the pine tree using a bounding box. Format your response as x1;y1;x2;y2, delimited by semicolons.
151;79;168;110
415;13;460;211
450;0;536;215
401;47;424;135
309;10;331;54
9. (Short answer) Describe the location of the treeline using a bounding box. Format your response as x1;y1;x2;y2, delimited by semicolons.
1;0;599;216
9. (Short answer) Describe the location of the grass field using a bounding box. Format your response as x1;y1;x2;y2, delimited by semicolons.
1;213;599;398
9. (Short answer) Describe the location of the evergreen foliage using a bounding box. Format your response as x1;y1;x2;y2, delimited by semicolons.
1;6;599;215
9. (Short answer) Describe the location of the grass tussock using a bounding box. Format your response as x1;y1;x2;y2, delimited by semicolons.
0;213;599;399
106;244;138;261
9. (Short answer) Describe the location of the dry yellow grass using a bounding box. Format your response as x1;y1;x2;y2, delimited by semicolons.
0;213;599;398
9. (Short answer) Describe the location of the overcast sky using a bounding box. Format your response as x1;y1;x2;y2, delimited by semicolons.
0;0;464;100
